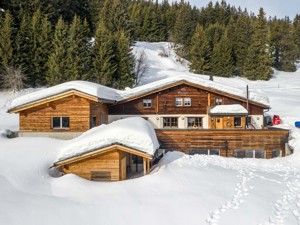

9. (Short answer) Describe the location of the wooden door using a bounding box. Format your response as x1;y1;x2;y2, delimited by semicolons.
120;156;126;180
216;117;223;129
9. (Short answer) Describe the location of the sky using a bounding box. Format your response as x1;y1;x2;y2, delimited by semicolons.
174;0;299;19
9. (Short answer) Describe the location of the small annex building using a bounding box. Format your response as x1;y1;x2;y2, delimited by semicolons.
53;117;160;181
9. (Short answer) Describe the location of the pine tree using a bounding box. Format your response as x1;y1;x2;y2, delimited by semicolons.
189;24;212;74
65;16;91;81
115;30;135;89
46;17;68;86
243;8;273;80
0;11;14;71
211;30;234;77
90;20;116;86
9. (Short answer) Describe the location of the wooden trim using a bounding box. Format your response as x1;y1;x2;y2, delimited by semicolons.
9;90;100;113
54;144;153;167
143;158;146;175
113;81;269;109
156;94;159;113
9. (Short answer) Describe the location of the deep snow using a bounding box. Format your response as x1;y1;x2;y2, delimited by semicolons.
1;42;300;225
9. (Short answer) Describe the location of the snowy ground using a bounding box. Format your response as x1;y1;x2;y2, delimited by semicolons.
1;42;300;225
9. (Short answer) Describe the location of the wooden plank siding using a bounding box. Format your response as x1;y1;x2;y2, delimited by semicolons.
20;96;91;132
155;129;289;159
109;83;266;115
90;102;109;127
62;150;122;181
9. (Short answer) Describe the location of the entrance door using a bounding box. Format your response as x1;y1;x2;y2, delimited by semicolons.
216;117;223;129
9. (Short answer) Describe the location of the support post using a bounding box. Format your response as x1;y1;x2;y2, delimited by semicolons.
147;159;150;174
143;158;146;175
225;140;228;157
129;154;132;173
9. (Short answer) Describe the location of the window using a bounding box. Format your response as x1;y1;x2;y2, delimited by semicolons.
52;117;70;129
184;98;191;106
272;150;282;158
188;117;203;128
175;98;182;106
143;99;152;108
91;171;111;181
91;116;97;128
234;117;242;127
234;150;265;159
215;98;222;105
176;97;192;107
189;149;220;155
163;117;178;128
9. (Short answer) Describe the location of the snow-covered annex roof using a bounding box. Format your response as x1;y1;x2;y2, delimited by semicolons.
8;80;120;111
56;117;160;163
210;104;248;115
8;74;270;111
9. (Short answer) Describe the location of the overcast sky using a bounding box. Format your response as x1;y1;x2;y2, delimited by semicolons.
174;0;299;19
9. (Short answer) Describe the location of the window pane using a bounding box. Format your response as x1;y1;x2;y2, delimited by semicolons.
188;117;202;128
245;150;254;158
175;98;182;106
184;98;191;106
143;99;152;108
210;150;220;155
272;150;281;158
255;150;265;158
62;117;70;128
52;117;61;128
234;150;245;158
234;117;242;126
163;117;178;128
189;150;209;155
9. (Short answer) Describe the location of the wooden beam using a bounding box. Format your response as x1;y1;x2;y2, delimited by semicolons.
147;159;150;174
156;94;159;113
208;93;211;107
143;158;146;176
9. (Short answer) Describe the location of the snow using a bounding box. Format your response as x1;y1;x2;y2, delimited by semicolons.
210;104;248;115
1;41;300;225
8;80;120;110
57;117;159;161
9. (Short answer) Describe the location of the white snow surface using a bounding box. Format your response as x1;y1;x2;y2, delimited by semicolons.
210;104;248;115
1;42;300;225
57;117;159;161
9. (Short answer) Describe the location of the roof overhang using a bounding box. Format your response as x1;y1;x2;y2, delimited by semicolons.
8;89;115;113
53;144;154;167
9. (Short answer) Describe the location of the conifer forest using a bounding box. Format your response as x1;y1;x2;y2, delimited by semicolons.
0;0;299;90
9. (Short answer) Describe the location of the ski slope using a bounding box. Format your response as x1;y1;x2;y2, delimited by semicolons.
0;42;300;225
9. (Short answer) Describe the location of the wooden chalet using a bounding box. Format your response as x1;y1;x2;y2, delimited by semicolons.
53;117;159;181
8;75;290;162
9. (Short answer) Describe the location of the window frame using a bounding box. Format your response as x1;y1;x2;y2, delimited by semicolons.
187;117;203;129
175;98;183;107
163;117;178;128
189;149;220;156
215;98;223;105
143;99;152;108
184;97;191;106
52;116;70;129
234;117;242;127
233;150;266;159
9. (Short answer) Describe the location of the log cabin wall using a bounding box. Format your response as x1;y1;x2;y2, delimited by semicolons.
156;129;289;159
90;102;109;127
62;150;122;181
109;84;265;116
19;96;91;132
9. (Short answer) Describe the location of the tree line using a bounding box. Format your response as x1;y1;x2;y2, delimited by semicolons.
0;0;299;91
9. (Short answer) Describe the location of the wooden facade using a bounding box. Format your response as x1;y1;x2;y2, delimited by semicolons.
109;82;267;116
156;129;290;158
55;145;153;181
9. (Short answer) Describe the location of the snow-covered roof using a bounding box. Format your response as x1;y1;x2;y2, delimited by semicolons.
56;117;159;162
210;104;248;115
119;75;270;107
8;75;269;111
8;81;120;110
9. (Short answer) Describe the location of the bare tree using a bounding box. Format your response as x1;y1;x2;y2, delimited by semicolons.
135;50;148;86
2;66;27;92
158;46;170;58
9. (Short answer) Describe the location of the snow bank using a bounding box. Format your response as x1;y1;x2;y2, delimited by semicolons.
210;104;248;115
8;81;120;110
57;117;159;161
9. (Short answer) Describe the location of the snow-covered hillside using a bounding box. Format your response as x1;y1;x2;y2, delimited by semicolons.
1;42;300;225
